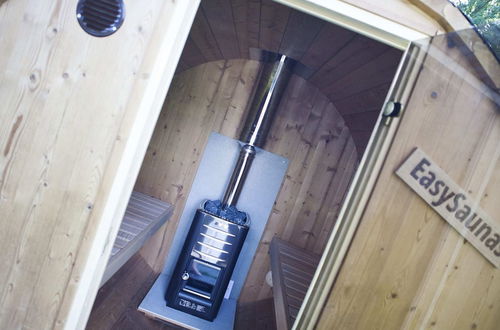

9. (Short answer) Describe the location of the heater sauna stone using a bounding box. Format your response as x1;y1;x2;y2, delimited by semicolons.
139;132;288;329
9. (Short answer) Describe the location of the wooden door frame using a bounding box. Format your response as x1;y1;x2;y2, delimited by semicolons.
274;0;429;50
64;2;201;329
270;1;481;329
291;40;429;330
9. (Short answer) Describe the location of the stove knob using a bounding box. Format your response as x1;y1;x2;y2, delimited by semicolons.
182;272;190;281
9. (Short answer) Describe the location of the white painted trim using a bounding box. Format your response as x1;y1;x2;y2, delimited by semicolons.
274;0;428;49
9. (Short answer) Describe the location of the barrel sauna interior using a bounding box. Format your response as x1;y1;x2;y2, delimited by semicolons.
87;0;404;328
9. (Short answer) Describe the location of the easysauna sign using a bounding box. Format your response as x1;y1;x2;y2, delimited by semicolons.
396;148;500;268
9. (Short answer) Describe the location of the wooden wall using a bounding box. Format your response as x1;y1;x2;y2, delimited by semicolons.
132;59;358;306
0;0;199;328
176;0;403;154
316;29;500;330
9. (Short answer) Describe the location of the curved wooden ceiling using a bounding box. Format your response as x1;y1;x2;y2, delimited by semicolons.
176;0;403;154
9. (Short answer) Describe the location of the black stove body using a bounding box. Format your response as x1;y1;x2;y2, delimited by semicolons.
165;209;248;321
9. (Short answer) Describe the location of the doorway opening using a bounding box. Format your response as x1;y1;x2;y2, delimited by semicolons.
87;1;405;329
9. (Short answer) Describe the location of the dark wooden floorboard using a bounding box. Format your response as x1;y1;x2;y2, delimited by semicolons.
87;254;177;330
236;298;277;330
88;253;277;330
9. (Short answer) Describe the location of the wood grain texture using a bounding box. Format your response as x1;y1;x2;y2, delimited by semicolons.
270;238;321;329
341;0;445;36
409;0;499;89
189;9;222;62
259;0;291;53
101;191;174;286
317;31;500;330
308;35;389;87
0;0;199;328
88;59;358;328
87;254;180;330
231;0;261;59
134;59;262;273
396;148;500;268
299;22;356;72
178;0;403;155
235;298;277;330
90;255;276;330
278;9;324;60
133;59;358;306
200;0;240;59
239;75;359;304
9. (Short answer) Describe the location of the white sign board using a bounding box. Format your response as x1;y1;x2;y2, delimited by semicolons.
396;148;500;268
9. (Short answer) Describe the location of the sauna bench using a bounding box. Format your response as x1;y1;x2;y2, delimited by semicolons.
270;237;321;330
100;191;174;286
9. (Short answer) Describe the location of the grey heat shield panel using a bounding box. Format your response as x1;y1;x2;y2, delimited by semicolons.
138;132;288;329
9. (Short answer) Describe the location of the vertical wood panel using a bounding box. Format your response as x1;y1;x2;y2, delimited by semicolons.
278;10;324;60
135;60;261;271
175;0;401;158
322;48;402;100
300;23;356;72
259;0;291;53
312;140;358;253
0;0;199;328
310;36;390;88
333;83;392;115
178;36;206;69
317;33;500;330
189;9;223;62
123;61;359;311
200;0;240;59
239;76;359;304
231;0;261;59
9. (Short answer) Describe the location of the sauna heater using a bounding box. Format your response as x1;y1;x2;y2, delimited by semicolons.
165;52;295;321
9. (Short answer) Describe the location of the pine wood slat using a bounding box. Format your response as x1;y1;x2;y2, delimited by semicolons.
259;0;291;53
201;0;240;59
231;0;262;59
300;23;356;73
0;0;199;328
318;31;500;330
189;9;223;62
174;0;403;158
270;238;320;330
278;10;324;60
322;48;402;101
334;83;391;116
309;35;389;87
100;191;173;286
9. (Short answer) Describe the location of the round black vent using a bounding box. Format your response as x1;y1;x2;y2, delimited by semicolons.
77;0;125;37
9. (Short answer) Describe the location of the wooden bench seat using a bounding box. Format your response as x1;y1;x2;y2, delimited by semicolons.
100;191;174;286
270;237;321;330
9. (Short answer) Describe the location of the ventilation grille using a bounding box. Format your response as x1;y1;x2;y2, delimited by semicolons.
77;0;125;37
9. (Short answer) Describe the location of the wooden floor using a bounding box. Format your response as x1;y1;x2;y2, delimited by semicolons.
235;298;277;330
87;253;276;330
87;254;179;330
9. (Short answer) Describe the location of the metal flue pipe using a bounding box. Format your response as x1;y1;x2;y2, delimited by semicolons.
221;53;295;208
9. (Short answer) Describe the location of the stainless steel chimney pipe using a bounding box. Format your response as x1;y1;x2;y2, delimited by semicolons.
221;53;295;208
240;54;295;148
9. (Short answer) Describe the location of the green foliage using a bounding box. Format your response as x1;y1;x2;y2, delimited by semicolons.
450;0;500;59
